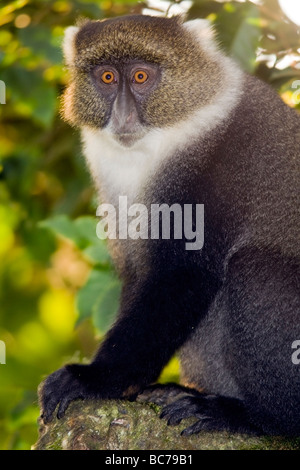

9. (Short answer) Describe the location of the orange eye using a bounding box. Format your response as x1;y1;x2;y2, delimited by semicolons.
134;70;148;84
101;71;115;84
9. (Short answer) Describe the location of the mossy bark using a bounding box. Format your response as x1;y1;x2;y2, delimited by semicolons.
32;399;300;450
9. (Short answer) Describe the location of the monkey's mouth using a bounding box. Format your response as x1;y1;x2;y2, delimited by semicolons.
114;132;144;148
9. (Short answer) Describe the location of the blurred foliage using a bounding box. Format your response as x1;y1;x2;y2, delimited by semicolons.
0;0;299;450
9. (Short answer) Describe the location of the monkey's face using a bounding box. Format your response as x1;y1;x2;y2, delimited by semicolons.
89;60;161;146
62;15;222;147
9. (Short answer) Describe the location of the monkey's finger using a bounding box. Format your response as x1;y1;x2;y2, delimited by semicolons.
41;396;59;424
160;396;204;424
57;396;73;420
181;417;213;436
57;389;85;419
160;406;183;425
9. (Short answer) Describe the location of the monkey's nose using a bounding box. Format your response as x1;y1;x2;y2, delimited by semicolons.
111;88;139;135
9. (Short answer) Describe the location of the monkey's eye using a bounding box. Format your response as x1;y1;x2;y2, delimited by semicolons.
133;71;148;84
101;71;115;84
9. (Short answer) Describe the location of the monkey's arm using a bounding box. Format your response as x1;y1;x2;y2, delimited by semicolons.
40;266;218;423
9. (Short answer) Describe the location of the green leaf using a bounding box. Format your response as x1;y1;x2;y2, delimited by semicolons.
1;66;57;127
39;214;82;245
39;215;102;250
229;7;260;73
76;269;120;326
18;25;62;64
74;216;99;245
215;2;261;73
92;281;121;333
82;244;110;265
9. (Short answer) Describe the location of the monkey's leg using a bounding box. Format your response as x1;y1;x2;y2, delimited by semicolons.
40;267;219;423
141;247;300;436
138;384;260;435
223;246;300;436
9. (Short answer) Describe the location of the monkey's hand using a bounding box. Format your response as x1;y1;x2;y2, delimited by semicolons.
39;364;105;423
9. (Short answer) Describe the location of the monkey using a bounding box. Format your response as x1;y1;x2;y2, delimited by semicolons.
40;14;300;437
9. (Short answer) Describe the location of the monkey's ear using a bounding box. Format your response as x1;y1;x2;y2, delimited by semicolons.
63;26;80;66
183;19;215;42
